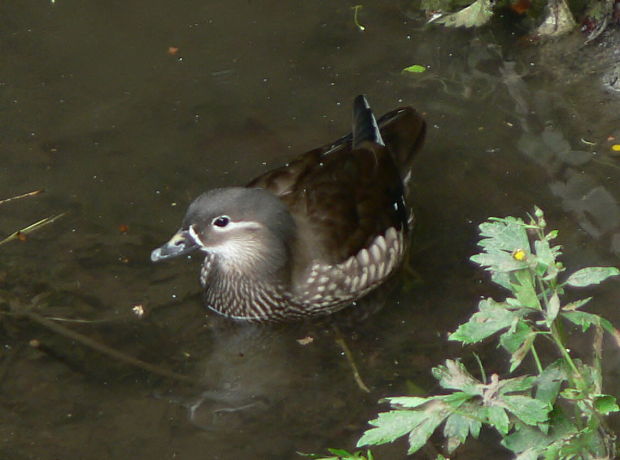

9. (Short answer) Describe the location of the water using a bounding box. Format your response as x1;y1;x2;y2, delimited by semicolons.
1;1;619;459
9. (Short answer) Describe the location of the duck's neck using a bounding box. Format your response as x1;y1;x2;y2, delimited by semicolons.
200;254;298;321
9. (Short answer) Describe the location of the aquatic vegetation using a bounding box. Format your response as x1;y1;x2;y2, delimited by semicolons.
421;0;613;41
310;208;620;458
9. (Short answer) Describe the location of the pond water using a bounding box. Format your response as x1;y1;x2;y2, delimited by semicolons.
1;1;619;459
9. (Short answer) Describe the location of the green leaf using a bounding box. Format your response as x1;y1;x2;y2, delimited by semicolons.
431;360;481;395
385;396;432;409
327;448;355;456
471;251;529;274
358;411;426;447
490;271;512;290
499;320;533;353
503;395;550;425
443;413;468;453
300;449;372;460
443;412;469;443
449;298;518;344
561;310;615;335
501;423;549;454
402;64;426;73
442;405;482;453
562;297;592;311
298;451;338;459
593;394;620;415
487;405;510;434
406;407;448;454
535;360;566;406
515;448;539;460
533;239;562;275
476;218;530;251
546;293;560;323
512;269;541;310
565;266;620;287
499;375;536;394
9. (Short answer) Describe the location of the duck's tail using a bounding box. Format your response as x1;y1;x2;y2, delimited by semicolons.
352;94;385;148
352;94;426;183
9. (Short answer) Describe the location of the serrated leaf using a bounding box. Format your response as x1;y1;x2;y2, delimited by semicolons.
565;266;620;287
443;413;469;452
406;407;449;454
432;360;481;395
487;405;510;434
501;423;549;454
503;395;550;425
500;320;532;353
476;218;530;251
562;297;592;311
512;269;540;310
449;298;518;344
561;310;615;335
385;396;432;409
535;360;566;406
490;270;512;290
546;293;560;323
442;404;482;453
534;238;562;269
439;391;475;407
499;375;536;394
515;448;539;460
593;394;620;415
326;448;362;459
358;411;427;446
471;251;530;273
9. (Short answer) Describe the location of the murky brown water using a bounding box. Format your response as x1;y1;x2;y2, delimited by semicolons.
1;1;619;459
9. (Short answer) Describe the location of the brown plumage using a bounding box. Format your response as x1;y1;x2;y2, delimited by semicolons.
151;95;426;321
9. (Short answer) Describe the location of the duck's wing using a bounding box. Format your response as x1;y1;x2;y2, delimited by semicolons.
247;96;426;264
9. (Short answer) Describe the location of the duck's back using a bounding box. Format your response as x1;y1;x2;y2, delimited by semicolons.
247;102;426;266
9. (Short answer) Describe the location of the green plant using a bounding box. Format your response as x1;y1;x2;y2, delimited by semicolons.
299;448;374;460
355;208;619;458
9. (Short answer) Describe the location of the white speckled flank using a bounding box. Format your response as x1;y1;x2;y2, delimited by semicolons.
197;226;407;321
290;226;406;315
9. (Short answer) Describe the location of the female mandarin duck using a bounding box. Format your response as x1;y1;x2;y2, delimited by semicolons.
151;95;426;321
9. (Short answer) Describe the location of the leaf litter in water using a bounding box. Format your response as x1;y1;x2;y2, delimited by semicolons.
402;65;427;74
431;0;494;28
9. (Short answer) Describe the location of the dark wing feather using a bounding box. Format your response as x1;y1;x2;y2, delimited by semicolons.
247;104;426;264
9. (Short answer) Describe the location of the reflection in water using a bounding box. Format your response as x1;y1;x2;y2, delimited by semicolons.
502;62;620;254
1;1;619;459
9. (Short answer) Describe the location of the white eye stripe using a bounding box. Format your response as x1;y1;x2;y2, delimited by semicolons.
188;225;206;248
212;220;261;231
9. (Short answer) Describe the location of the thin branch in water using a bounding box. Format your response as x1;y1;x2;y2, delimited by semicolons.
332;324;371;393
12;310;200;386
0;212;67;246
0;189;44;206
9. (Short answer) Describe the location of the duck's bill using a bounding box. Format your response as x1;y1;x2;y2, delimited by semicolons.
151;229;199;262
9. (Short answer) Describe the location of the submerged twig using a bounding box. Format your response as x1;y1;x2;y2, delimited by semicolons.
332;324;371;393
0;189;44;206
0;212;67;246
14;310;199;386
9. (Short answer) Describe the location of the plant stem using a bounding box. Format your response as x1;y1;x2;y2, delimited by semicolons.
530;343;544;375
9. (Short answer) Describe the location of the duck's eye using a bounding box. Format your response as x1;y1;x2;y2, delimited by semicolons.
212;216;230;228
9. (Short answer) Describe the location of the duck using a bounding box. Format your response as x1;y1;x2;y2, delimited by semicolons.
151;95;426;321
